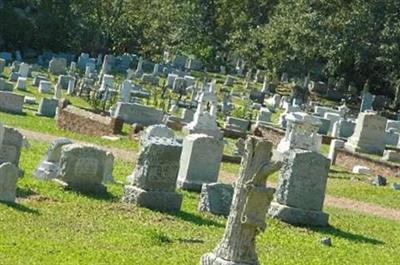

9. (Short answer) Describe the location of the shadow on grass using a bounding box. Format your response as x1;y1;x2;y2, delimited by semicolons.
310;225;384;245
70;189;119;202
16;187;38;198
167;210;225;228
1;201;40;215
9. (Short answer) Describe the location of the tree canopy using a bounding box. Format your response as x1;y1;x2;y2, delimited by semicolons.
1;0;400;95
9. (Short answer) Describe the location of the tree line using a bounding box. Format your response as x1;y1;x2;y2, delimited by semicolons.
2;0;400;98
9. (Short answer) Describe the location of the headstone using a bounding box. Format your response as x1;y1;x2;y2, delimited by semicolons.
198;183;234;217
100;74;114;91
360;92;374;112
0;127;24;168
0;78;12;91
269;149;330;226
67;77;76;95
328;139;345;165
265;94;281;110
256;108;272;126
39;80;52;94
0;58;6;73
382;150;400;162
0;92;24;114
77;53;90;70
166;74;178;88
112;102;165;126
120;80;132;102
18;62;29;78
32;75;48;86
200;137;279;265
122;136;183;212
277;112;322;155
54;81;62;99
181;108;195;123
372;175;387;186
141;73;159;86
177;134;223;191
37;98;58;118
345;112;386;155
140;124;175;145
15;77;27;90
57;144;108;193
35;138;73;180
48;58;67;75
0;162;19;202
224;117;249;133
8;72;19;82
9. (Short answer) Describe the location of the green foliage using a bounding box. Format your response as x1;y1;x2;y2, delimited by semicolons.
2;0;400;97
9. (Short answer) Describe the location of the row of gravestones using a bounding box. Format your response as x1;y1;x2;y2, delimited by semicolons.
0;120;332;265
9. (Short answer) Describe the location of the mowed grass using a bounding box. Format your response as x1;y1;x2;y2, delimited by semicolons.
0;141;399;264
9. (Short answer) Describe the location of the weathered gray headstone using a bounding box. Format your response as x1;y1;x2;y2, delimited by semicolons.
38;80;52;94
123;137;183;212
0;127;24;168
198;183;234;217
32;75;48;86
48;58;67;75
224;116;250;133
113;102;165;126
345;112;386;155
177;134;223;191
57;144;108;193
36;98;58;118
0;91;24;114
0;162;19;202
269;149;330;226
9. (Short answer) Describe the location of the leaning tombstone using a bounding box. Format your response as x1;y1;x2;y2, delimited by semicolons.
35;138;73;180
36;98;59;118
57;144;108;193
122;136;183;212
0;162;19;202
198;183;234;217
200;136;280;265
268;149;330;226
177;134;223;192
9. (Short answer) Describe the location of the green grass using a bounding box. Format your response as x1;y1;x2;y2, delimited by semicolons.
0;110;138;151
1;140;400;264
327;166;400;209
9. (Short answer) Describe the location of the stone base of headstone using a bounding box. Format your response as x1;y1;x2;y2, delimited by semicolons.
122;185;182;212
198;183;234;217
268;202;329;227
176;179;203;192
201;253;245;265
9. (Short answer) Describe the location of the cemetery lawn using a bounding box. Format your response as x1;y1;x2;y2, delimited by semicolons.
0;141;400;264
0;110;138;151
